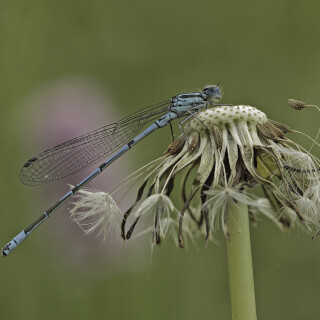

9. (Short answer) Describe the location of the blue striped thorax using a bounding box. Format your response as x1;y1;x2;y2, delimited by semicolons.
170;85;221;115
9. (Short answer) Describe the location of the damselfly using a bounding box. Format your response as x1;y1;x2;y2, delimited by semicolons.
2;84;227;256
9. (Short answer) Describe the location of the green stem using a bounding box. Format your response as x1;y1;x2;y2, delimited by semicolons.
226;202;257;320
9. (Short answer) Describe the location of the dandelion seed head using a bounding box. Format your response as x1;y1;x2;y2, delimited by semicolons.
185;105;267;133
71;103;320;246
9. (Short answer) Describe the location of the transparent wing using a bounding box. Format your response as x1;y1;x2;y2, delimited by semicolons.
20;101;171;185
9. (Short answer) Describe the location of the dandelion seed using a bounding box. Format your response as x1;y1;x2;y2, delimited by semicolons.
288;98;320;112
288;99;309;110
70;187;122;240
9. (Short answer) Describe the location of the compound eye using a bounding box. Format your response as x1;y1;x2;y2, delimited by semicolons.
204;85;221;99
204;85;213;94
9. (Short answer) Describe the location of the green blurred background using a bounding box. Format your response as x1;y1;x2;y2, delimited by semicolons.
1;1;320;319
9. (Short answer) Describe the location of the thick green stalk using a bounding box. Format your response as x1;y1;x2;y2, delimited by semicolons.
226;202;257;320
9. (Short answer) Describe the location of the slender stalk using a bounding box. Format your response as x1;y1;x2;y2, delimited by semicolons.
226;202;257;320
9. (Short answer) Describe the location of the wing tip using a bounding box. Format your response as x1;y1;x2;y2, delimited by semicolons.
19;166;42;186
22;157;38;168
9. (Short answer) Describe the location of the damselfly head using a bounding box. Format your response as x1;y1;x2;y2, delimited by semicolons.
203;85;221;101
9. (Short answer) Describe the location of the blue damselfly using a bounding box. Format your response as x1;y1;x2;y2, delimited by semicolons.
2;84;227;256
